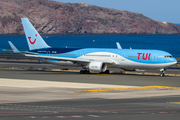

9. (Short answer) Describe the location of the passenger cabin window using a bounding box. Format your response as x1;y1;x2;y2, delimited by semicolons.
164;55;173;58
84;54;111;57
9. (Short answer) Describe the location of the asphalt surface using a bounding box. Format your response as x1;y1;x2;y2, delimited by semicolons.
0;60;180;75
0;68;180;86
1;96;180;120
0;60;180;120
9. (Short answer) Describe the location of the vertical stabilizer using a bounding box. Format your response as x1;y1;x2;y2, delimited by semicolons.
116;42;122;49
21;18;50;50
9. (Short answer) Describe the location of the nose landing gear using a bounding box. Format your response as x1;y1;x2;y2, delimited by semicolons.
160;68;166;77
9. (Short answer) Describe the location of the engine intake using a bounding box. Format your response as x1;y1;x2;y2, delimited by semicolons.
88;62;107;72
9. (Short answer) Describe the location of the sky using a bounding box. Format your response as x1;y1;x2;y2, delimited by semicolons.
53;0;180;23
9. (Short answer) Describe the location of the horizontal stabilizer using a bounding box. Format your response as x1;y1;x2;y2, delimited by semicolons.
8;41;20;53
2;49;13;52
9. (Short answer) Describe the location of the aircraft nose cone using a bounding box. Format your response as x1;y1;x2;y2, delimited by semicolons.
175;59;177;64
174;58;177;62
171;58;177;65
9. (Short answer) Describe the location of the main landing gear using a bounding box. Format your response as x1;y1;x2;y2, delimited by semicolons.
80;70;90;74
100;70;110;74
80;70;110;74
160;68;166;77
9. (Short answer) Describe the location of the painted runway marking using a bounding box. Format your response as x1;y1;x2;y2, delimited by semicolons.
0;103;94;112
0;107;180;114
76;86;180;93
88;115;101;117
170;102;180;104
56;116;68;118
71;116;82;118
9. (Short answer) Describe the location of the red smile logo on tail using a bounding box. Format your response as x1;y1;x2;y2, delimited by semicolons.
28;34;37;44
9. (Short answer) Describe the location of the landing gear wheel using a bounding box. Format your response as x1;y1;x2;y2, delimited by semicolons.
80;70;84;74
160;73;165;77
160;68;166;77
105;70;110;74
85;70;90;74
80;70;90;74
100;70;110;74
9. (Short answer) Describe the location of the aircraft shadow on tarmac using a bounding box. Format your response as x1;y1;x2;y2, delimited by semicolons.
23;69;175;77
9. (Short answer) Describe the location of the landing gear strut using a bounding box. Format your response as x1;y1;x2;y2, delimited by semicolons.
80;70;90;74
160;68;166;77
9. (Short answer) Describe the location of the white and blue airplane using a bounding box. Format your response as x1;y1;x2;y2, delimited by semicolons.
8;18;177;76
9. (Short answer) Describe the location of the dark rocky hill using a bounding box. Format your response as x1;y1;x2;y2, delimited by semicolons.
0;0;180;34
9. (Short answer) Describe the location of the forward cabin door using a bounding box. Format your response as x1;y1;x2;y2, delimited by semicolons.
152;54;157;62
121;53;126;61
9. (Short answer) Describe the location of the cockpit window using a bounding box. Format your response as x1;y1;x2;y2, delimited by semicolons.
164;55;173;58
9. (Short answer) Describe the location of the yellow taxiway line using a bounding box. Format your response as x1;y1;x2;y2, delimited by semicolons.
170;102;180;104
76;86;180;93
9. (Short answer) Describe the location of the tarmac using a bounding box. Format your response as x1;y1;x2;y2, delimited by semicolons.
0;60;180;119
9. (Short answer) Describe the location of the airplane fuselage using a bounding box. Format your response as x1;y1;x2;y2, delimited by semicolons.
29;48;177;69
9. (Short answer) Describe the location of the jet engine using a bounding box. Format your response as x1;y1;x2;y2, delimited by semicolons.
88;62;107;72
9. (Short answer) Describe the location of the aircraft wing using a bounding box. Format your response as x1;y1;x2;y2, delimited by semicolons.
25;54;114;64
8;41;116;65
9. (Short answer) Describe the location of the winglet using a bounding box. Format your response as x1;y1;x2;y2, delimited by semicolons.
116;42;122;49
8;41;20;53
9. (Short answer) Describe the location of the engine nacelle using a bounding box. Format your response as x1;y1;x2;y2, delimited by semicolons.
88;62;107;72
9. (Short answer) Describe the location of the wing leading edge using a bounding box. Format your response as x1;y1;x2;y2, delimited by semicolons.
24;54;114;64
